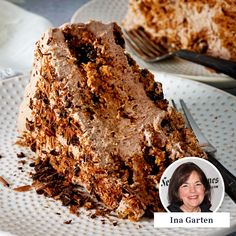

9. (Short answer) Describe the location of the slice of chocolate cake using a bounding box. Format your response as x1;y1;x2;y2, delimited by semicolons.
123;0;236;61
17;21;206;221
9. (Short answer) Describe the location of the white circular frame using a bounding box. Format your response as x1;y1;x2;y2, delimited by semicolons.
159;157;225;212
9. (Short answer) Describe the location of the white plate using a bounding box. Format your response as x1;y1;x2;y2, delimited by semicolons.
0;74;236;236
71;0;236;89
0;0;52;72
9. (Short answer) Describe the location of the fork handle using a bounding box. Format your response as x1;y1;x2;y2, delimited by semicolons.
175;50;236;79
207;152;236;204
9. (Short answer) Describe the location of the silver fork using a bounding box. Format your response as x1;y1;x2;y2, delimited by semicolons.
123;28;236;79
172;99;236;204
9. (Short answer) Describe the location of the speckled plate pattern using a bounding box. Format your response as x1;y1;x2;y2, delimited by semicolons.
71;0;236;89
0;74;236;236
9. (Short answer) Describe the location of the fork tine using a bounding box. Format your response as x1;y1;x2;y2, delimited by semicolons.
130;30;161;56
171;99;192;129
128;28;167;56
123;28;168;58
179;99;217;154
123;30;148;56
123;28;173;62
171;99;177;109
124;29;156;58
136;29;167;55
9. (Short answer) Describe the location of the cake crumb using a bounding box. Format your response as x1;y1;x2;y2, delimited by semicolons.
13;185;32;192
112;221;118;226
17;152;26;158
64;220;72;224
29;162;35;167
18;160;26;165
0;176;10;187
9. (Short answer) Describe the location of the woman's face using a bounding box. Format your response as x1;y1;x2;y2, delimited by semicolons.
178;170;205;211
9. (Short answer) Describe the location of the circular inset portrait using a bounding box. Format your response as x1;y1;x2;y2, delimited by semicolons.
159;157;225;213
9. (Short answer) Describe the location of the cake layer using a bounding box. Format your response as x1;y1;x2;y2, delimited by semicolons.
17;21;206;221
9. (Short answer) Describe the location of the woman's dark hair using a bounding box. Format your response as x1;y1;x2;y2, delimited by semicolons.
168;162;211;208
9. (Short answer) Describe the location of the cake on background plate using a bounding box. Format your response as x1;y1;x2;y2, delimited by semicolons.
123;0;236;61
17;20;206;221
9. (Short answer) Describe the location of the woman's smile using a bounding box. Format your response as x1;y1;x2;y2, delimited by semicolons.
178;170;205;212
